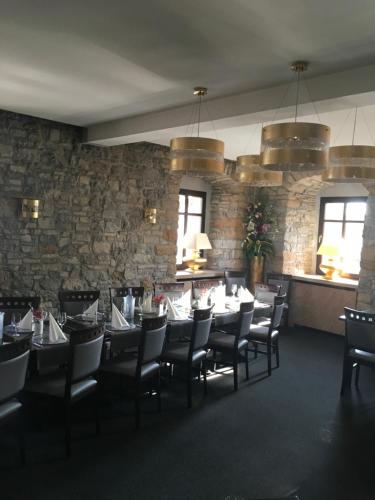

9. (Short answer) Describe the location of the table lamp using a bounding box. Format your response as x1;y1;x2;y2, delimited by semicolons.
183;232;212;272
317;242;340;280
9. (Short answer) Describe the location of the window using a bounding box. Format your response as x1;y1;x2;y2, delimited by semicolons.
317;197;367;278
177;189;206;265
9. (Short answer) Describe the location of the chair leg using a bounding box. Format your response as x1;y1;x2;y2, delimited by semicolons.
157;369;162;413
267;342;272;376
187;365;192;408
275;339;280;368
233;354;239;391
340;358;353;395
254;343;258;359
94;392;101;436
18;409;26;466
64;404;72;459
245;348;249;380
202;359;208;395
355;363;360;386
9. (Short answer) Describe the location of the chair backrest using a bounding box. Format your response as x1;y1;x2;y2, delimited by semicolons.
255;283;279;306
0;296;40;326
270;294;286;330
109;287;144;311
224;270;246;295
344;308;375;353
68;324;104;384
267;272;292;299
59;290;100;316
192;279;221;300
191;307;213;351
154;282;185;301
139;315;167;366
0;338;30;403
237;301;255;340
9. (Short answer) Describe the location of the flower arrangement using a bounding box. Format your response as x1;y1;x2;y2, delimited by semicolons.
242;196;277;258
153;294;165;306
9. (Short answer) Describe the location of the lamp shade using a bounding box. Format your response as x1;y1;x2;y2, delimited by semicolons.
317;243;340;257
170;137;225;174
234;154;283;186
183;232;212;250
322;145;375;182
261;122;330;172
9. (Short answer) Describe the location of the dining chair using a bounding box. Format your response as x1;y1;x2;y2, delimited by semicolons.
109;286;144;311
58;290;100;317
224;269;246;296
154;282;185;300
0;338;30;464
0;296;40;326
25;324;104;457
100;315;167;428
248;294;286;376
162;307;213;408
267;272;292;325
340;307;375;395
208;302;254;391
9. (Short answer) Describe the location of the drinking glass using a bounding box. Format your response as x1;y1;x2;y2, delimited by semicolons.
58;312;67;328
11;312;21;337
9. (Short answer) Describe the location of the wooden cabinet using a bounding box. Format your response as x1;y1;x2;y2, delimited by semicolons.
288;275;357;335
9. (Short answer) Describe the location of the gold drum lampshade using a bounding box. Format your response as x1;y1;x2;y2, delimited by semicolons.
170;137;225;174
261;122;330;172
322;145;375;182
235;154;283;186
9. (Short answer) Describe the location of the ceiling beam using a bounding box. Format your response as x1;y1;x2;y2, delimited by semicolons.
86;63;375;146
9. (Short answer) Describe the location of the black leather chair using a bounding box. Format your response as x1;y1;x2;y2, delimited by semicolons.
267;272;292;325
0;338;30;464
162;308;212;408
341;307;375;395
100;315;167;428
0;296;40;325
25;324;104;457
58;290;100;317
224;270;246;296
248;295;285;376
208;302;254;391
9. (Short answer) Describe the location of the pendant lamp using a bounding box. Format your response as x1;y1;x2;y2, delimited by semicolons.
261;62;330;172
234;154;283;186
322;108;375;182
170;87;225;174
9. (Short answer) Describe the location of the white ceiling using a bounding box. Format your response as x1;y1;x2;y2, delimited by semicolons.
2;0;375;157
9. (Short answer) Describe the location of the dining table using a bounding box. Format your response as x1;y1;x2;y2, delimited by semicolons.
1;298;272;373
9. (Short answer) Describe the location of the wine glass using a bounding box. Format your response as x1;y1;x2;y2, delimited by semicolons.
11;312;21;337
231;284;238;298
137;296;144;324
57;312;67;328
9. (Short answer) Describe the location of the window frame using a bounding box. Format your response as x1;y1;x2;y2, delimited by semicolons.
316;196;367;279
177;189;207;267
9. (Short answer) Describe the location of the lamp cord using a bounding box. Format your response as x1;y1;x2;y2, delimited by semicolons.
197;94;202;137
352;106;358;146
294;69;301;122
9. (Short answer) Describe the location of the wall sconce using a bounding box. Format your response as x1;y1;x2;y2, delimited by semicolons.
20;198;39;219
144;207;157;224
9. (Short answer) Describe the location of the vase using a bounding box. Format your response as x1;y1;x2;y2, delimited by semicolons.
248;256;265;294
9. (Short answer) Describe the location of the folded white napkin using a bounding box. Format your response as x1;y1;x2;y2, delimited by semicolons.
83;299;98;319
112;303;129;329
49;314;68;343
175;289;191;309
240;287;254;303
212;284;227;313
17;309;33;330
143;294;153;313
167;297;188;321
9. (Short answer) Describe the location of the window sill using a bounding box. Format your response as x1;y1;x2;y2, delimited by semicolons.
292;273;358;290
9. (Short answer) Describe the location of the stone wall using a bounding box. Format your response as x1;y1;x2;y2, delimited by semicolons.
357;185;375;309
0;111;179;311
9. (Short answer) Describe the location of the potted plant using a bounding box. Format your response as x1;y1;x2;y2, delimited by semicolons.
242;196;277;292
